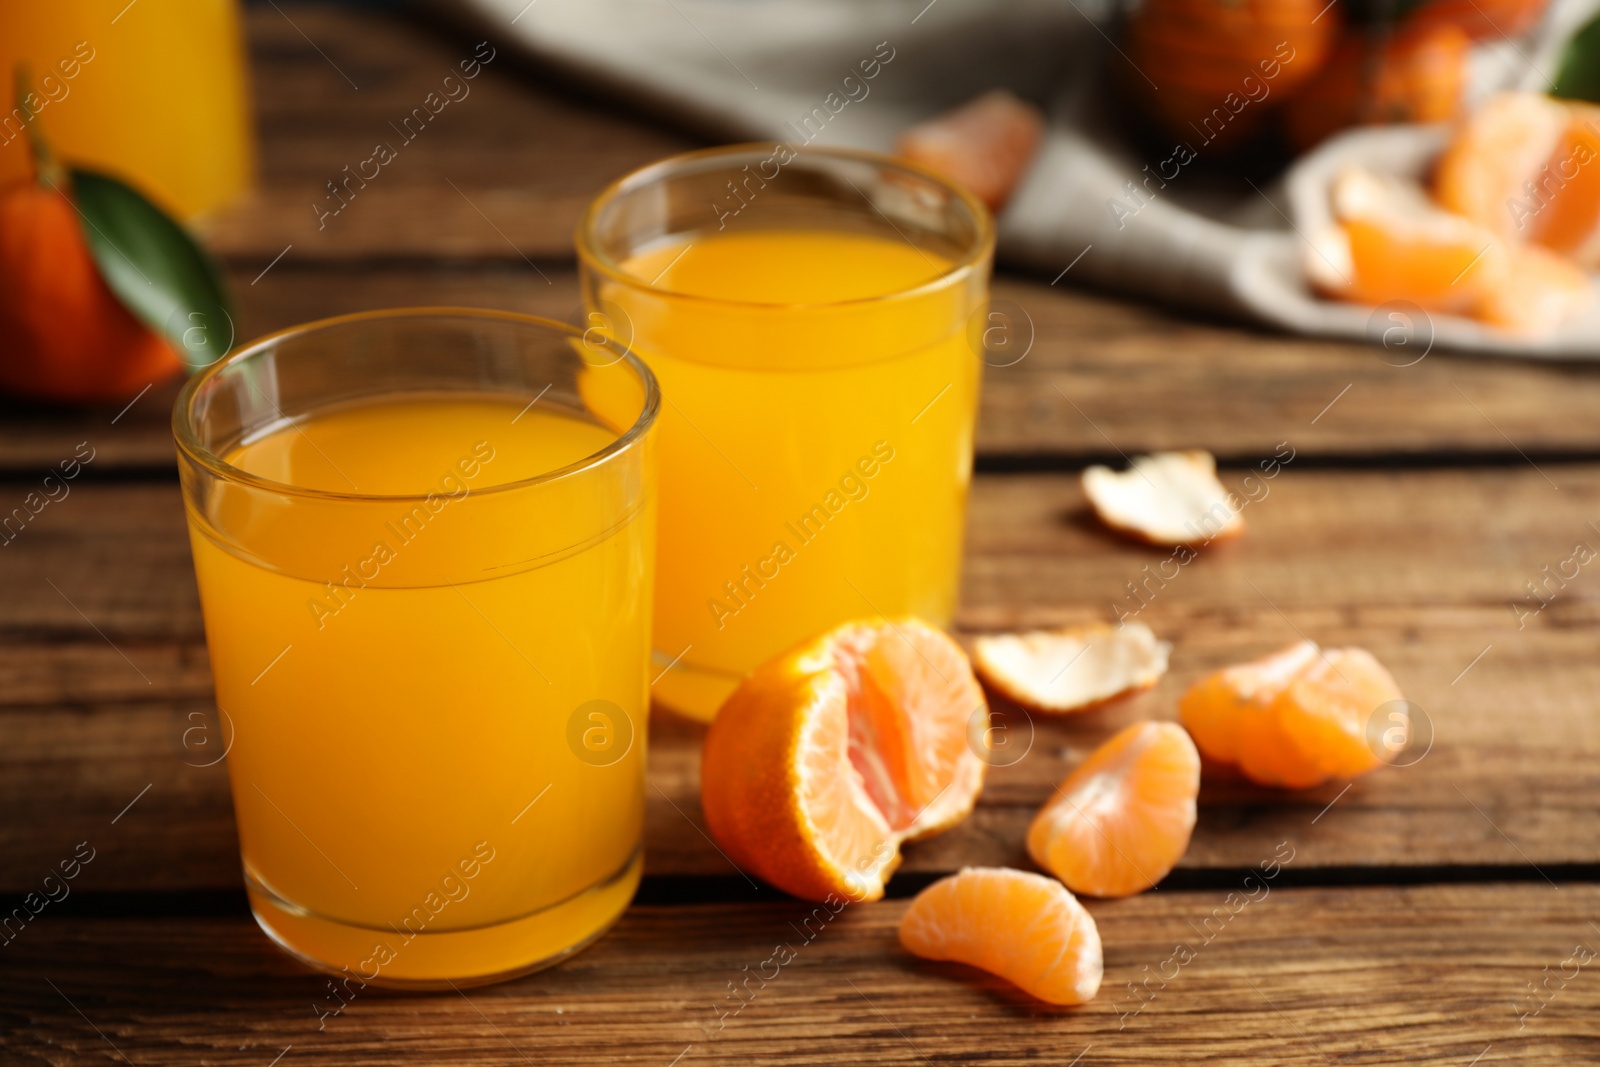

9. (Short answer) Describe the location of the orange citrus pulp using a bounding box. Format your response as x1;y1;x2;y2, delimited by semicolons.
1179;641;1404;788
700;618;987;902
899;867;1103;1005
1027;721;1200;898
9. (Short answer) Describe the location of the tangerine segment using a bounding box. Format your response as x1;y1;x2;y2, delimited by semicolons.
1474;243;1595;336
1528;105;1600;268
1433;91;1570;242
895;90;1044;212
1027;722;1200;898
1178;640;1320;767
1434;92;1600;267
701;618;987;903
1340;214;1500;309
899;867;1102;1005
1312;166;1508;314
1180;641;1405;788
855;622;988;837
1274;648;1405;781
1233;696;1329;790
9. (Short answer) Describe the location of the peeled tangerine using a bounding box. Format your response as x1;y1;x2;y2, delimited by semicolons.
1435;91;1600;268
1081;450;1243;547
974;622;1169;714
1028;722;1200;898
1179;641;1404;789
1309;164;1593;336
899;867;1102;1005
700;618;987;903
896;89;1044;212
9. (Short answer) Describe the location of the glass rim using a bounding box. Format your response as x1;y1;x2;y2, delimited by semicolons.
172;306;661;505
575;142;996;311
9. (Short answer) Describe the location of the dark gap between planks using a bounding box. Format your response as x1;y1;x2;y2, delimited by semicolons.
20;864;1600;920
6;449;1600;488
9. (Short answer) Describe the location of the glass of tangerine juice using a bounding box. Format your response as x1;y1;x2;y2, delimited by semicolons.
577;144;994;720
174;309;659;987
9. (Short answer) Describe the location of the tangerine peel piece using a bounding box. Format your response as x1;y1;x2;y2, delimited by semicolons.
1082;450;1243;547
974;622;1169;714
896;89;1045;211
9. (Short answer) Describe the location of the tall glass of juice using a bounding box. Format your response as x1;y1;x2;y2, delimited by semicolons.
174;309;658;987
577;145;993;720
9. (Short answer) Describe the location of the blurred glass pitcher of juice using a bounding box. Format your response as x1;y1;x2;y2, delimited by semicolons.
0;0;255;218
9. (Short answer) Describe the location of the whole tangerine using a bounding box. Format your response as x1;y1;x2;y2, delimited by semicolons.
0;174;182;403
0;89;181;406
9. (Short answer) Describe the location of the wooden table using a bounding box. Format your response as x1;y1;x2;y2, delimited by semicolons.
5;6;1599;1063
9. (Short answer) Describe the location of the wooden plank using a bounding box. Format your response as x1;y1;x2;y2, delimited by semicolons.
0;266;579;476
2;885;1596;1063
9;261;1600;472
202;6;695;261
212;4;1600;458
0;383;182;473
0;2;688;472
4;468;1590;685
1;467;1596;889
974;291;1600;458
1;617;1590;893
9;6;1600;471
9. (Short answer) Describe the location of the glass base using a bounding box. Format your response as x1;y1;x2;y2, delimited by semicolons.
650;650;744;723
247;850;642;989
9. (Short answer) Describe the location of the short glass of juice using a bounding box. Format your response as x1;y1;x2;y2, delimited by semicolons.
577;145;994;720
174;308;659;987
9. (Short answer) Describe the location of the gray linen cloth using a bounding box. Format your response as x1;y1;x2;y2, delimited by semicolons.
455;0;1600;357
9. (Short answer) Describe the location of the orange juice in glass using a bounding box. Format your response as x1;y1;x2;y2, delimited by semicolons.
175;310;658;986
0;0;254;217
578;146;993;720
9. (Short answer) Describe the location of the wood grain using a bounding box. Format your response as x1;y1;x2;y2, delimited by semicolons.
4;467;1591;685
9;260;1600;469
1;467;1594;890
7;5;1600;472
2;885;1596;1064
204;5;694;260
3;5;1595;1060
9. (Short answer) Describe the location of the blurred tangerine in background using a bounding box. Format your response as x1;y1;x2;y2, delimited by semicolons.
1284;19;1472;151
1128;0;1340;149
1124;0;1552;154
0;140;184;403
0;1;246;404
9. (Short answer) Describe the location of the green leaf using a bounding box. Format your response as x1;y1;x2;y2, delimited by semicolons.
1553;9;1600;104
66;168;235;370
